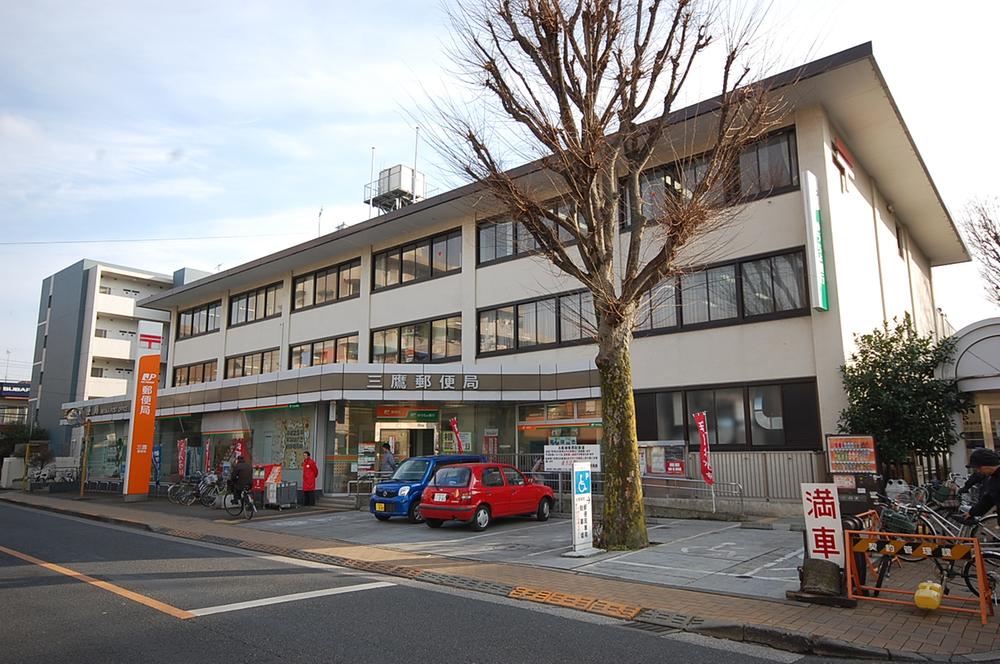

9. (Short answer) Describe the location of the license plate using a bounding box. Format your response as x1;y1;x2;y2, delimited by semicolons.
434;492;447;502
374;503;385;512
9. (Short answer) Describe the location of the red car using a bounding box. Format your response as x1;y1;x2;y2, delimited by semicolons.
420;463;555;531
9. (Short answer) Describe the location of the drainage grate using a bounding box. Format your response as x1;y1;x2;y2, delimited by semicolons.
634;609;693;629
621;621;680;635
588;599;642;620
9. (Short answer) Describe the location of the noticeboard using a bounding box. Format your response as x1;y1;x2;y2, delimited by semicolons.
543;444;601;472
826;435;877;474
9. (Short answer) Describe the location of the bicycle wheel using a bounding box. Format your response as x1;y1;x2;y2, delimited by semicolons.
974;516;1000;545
224;491;244;517
180;488;198;506
964;550;1000;597
243;495;256;521
872;554;893;597
200;485;219;507
167;483;185;504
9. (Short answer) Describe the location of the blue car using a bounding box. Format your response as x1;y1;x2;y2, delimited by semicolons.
370;454;485;523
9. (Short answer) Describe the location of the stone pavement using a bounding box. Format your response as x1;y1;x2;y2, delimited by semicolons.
3;490;999;662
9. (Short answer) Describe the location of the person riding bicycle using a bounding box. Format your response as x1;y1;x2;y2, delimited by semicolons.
964;448;1000;521
229;455;253;501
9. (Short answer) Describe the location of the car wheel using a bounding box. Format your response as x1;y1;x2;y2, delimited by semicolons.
374;513;391;521
426;519;443;528
407;501;425;524
471;505;491;531
536;497;551;522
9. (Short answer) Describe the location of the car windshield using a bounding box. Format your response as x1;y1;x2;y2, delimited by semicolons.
432;467;471;487
390;459;431;482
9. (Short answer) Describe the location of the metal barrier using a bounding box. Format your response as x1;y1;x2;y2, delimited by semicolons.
347;471;393;498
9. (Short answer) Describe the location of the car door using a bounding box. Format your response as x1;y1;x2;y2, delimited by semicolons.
501;466;532;514
480;466;510;516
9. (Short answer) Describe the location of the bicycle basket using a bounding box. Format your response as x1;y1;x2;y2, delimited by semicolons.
931;484;953;503
880;508;917;534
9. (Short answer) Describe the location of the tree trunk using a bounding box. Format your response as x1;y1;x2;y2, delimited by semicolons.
595;315;648;550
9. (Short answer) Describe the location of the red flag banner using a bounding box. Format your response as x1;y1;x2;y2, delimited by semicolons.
692;411;714;485
177;439;188;478
448;417;464;453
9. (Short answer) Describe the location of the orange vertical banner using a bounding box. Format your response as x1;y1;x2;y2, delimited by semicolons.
124;320;164;501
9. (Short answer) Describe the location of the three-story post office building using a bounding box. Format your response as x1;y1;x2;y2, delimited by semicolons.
62;44;967;502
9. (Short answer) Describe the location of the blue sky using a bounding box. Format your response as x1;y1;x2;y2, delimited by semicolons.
2;1;999;381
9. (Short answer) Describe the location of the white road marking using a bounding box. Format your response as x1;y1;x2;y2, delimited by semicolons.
664;631;803;663
605;559;798;581
187;581;395;616
578;523;740;569
739;548;804;577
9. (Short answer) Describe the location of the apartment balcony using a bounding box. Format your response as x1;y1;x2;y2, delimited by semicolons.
86;376;130;399
95;293;169;322
90;336;132;360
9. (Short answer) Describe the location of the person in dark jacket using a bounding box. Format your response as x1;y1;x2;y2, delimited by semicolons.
230;455;253;498
966;448;1000;518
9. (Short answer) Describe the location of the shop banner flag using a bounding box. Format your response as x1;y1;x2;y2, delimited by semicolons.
693;411;714;486
177;438;188;478
448;417;464;453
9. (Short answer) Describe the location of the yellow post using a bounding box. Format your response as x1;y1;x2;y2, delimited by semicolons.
79;419;92;498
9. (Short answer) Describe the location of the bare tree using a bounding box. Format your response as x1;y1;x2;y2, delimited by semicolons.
432;0;782;549
963;198;1000;308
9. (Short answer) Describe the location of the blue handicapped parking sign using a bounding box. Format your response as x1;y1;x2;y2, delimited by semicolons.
574;469;591;495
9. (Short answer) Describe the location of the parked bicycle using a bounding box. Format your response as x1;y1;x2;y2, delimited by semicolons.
223;487;257;520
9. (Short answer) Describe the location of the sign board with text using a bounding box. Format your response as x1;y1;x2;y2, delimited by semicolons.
801;482;844;568
543;444;601;472
572;461;593;552
123;320;163;501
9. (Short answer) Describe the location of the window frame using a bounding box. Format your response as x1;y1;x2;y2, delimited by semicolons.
633;246;810;339
476;200;582;268
292;257;362;312
227;282;284;329
172;360;218;387
372;228;462;293
634;377;821;452
288;332;360;369
477;288;596;358
176;300;222;340
370;313;462;364
224;348;280;379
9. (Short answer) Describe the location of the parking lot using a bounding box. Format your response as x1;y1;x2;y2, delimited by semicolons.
245;509;804;600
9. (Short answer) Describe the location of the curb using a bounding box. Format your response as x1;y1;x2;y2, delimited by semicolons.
1;495;989;662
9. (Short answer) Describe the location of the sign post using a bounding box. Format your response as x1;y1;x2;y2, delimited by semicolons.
562;461;603;558
123;321;163;502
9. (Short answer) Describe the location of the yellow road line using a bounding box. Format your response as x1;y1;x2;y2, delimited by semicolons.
0;544;194;620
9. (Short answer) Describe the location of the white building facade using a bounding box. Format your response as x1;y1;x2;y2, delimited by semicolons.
62;44;967;501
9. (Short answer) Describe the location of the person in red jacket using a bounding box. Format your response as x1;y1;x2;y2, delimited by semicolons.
302;451;319;506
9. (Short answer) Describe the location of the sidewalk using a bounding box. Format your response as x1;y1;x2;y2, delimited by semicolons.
3;490;998;662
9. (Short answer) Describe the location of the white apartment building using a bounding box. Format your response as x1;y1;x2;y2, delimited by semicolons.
32;260;192;453
62;44;968;502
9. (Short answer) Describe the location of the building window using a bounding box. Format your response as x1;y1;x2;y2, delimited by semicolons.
373;229;461;291
741;252;807;317
371;315;461;364
478;290;595;355
293;258;362;311
636;379;820;450
477;202;578;266
634;248;808;336
229;283;283;327
91;367;104;378
289;334;359;368
173;360;218;387
99;286;112;295
225;349;279;378
95;329;108;338
624;128;799;228
178;301;222;339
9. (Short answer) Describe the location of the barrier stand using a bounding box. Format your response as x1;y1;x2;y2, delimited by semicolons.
845;529;993;625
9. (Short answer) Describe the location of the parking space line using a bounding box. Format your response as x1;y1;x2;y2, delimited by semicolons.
607;559;798;581
187;581;395;616
0;543;195;620
576;523;740;569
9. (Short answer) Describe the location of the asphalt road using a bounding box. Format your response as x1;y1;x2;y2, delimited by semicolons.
0;502;875;664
